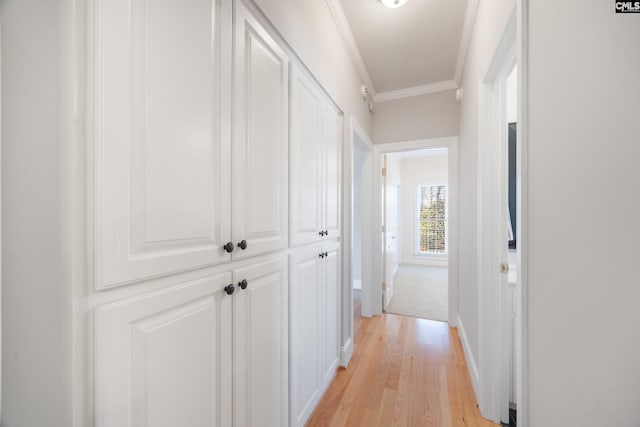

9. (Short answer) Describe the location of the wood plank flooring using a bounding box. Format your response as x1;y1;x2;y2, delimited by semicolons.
306;291;498;427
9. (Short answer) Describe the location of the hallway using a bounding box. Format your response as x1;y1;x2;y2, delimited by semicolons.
307;292;497;426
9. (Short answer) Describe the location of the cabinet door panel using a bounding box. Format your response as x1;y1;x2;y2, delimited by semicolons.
93;0;232;289
95;272;233;427
321;245;340;388
289;248;322;426
290;67;322;247
233;258;288;427
322;104;342;240
233;3;289;259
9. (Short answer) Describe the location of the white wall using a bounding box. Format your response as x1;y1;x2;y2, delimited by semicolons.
456;0;513;374
373;90;459;144
528;2;640;425
1;0;73;425
353;145;362;284
254;0;372;135
398;153;448;265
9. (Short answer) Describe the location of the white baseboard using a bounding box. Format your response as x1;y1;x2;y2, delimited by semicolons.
339;337;353;368
401;258;448;267
456;314;480;399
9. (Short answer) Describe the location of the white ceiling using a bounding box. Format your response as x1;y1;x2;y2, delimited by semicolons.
339;0;468;94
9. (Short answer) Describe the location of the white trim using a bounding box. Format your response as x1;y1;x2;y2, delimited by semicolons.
340;114;374;365
477;1;518;423
453;0;479;84
339;337;353;367
374;80;457;103
516;0;529;425
456;314;480;399
325;0;376;98
372;137;459;326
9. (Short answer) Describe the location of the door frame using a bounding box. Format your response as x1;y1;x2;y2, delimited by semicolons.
339;114;374;367
372;137;459;324
477;0;529;424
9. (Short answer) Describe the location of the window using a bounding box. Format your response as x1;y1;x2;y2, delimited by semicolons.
416;185;447;254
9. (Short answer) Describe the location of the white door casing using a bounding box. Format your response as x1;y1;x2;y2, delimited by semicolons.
93;0;232;289
232;2;289;260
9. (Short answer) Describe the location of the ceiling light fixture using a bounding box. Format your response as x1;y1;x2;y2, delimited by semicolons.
380;0;409;8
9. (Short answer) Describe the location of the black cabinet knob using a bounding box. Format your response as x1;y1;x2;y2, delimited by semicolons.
323;251;328;257
238;240;248;250
318;231;324;236
224;284;235;295
223;242;234;253
324;230;328;236
319;252;324;258
239;279;248;290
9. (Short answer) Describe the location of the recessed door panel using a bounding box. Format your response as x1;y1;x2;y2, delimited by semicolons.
95;272;233;427
321;245;340;388
322;103;342;240
290;67;323;247
289;248;322;426
233;258;288;427
94;0;232;289
233;4;289;259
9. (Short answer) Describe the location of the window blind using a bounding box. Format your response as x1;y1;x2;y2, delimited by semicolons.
417;185;446;254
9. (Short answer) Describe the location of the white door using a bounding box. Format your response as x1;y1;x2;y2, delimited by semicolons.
321;102;342;240
384;180;399;310
95;272;233;427
232;2;289;260
93;0;232;289
289;66;323;247
289;247;322;427
233;258;288;427
320;244;340;389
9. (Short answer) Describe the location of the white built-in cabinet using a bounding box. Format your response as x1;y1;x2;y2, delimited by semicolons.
94;0;288;290
89;0;342;425
95;258;288;427
290;66;342;247
289;242;340;427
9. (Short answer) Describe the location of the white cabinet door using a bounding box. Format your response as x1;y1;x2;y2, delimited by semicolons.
322;103;342;240
93;0;232;289
232;3;289;260
321;244;340;389
233;258;288;427
289;248;322;427
289;66;323;247
95;272;233;427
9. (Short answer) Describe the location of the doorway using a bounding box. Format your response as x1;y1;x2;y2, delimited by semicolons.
382;148;450;323
371;137;459;325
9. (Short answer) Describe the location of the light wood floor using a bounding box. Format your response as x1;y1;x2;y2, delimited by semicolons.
306;291;499;427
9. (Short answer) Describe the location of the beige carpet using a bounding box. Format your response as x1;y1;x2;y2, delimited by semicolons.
386;265;448;322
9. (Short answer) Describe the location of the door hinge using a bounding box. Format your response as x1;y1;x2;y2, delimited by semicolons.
381;167;387;176
381;282;387;290
500;263;509;273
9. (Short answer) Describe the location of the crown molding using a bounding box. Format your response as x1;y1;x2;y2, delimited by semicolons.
374;80;458;103
454;0;479;85
325;0;377;98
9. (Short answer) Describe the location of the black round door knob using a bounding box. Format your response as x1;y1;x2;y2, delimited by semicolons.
239;279;248;290
318;231;324;236
324;230;329;236
224;284;235;295
238;240;248;250
324;251;329;257
223;242;234;253
319;252;325;258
